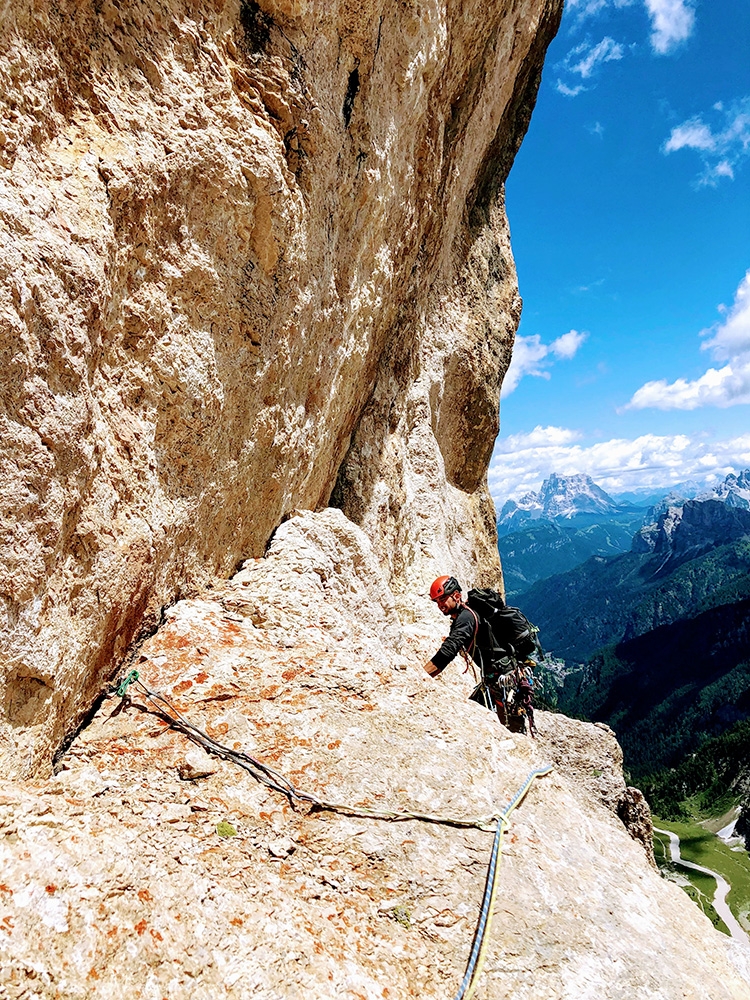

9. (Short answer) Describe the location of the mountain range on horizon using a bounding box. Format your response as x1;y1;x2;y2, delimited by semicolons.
518;471;750;785
497;470;750;535
497;468;750;603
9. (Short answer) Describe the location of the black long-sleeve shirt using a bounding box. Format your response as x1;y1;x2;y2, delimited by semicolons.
430;606;481;672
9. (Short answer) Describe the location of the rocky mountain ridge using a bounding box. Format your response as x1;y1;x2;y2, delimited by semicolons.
522;469;750;664
633;471;750;575
2;509;749;998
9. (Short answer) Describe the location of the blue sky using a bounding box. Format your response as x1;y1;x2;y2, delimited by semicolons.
489;0;750;502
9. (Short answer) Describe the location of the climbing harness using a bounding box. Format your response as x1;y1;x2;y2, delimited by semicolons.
115;674;553;997
454;765;554;1000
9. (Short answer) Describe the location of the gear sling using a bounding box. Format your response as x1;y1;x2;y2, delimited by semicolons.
460;595;538;736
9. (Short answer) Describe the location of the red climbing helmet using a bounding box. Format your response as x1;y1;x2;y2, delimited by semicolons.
429;575;461;602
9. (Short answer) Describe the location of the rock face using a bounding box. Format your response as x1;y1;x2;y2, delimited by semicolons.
632;498;750;569
1;509;749;998
0;0;563;777
5;6;748;995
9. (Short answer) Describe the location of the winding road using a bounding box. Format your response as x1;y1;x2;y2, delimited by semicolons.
654;826;748;941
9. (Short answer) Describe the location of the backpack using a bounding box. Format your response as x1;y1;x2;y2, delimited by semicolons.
466;588;543;664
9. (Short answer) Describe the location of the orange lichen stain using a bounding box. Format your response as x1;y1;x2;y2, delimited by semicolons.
195;672;209;684
233;742;242;750
281;668;299;681
164;635;191;650
87;968;99;980
0;885;12;897
150;928;163;942
45;885;56;895
259;685;281;699
327;741;341;750
359;704;375;712
314;941;324;955
1;916;14;934
173;680;193;694
259;811;274;821
138;889;153;902
107;928;118;938
211;722;229;737
230;917;243;927
134;920;148;936
284;694;307;708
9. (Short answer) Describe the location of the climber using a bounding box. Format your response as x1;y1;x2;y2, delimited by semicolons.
423;576;481;678
424;575;531;734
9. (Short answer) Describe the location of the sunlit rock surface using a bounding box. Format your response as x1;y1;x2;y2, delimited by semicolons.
1;510;749;998
0;0;563;777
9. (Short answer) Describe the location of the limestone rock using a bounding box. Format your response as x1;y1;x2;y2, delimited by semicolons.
0;0;563;778
534;712;657;867
0;510;748;998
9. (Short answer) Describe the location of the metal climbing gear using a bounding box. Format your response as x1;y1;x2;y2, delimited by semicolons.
115;669;140;697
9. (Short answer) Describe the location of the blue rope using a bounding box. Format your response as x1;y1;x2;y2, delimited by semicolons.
454;765;554;1000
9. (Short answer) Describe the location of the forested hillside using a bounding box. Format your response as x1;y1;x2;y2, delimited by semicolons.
499;514;644;597
523;490;750;828
564;597;750;777
525;535;750;665
642;718;750;827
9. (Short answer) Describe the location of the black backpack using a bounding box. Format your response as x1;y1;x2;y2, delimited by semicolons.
466;588;543;664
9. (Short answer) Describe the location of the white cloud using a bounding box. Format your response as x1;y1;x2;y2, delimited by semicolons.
664;119;716;153
627;366;750;410
502;330;588;397
556;37;624;96
627;271;750;410
644;0;695;54
565;0;637;22
557;81;586;98
663;98;750;185
570;37;625;78
557;0;695;89
704;271;750;359
551;329;588;360
489;425;750;502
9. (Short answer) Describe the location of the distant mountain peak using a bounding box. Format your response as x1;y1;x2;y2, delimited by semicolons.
633;470;750;560
538;472;619;518
497;472;630;535
697;468;750;510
